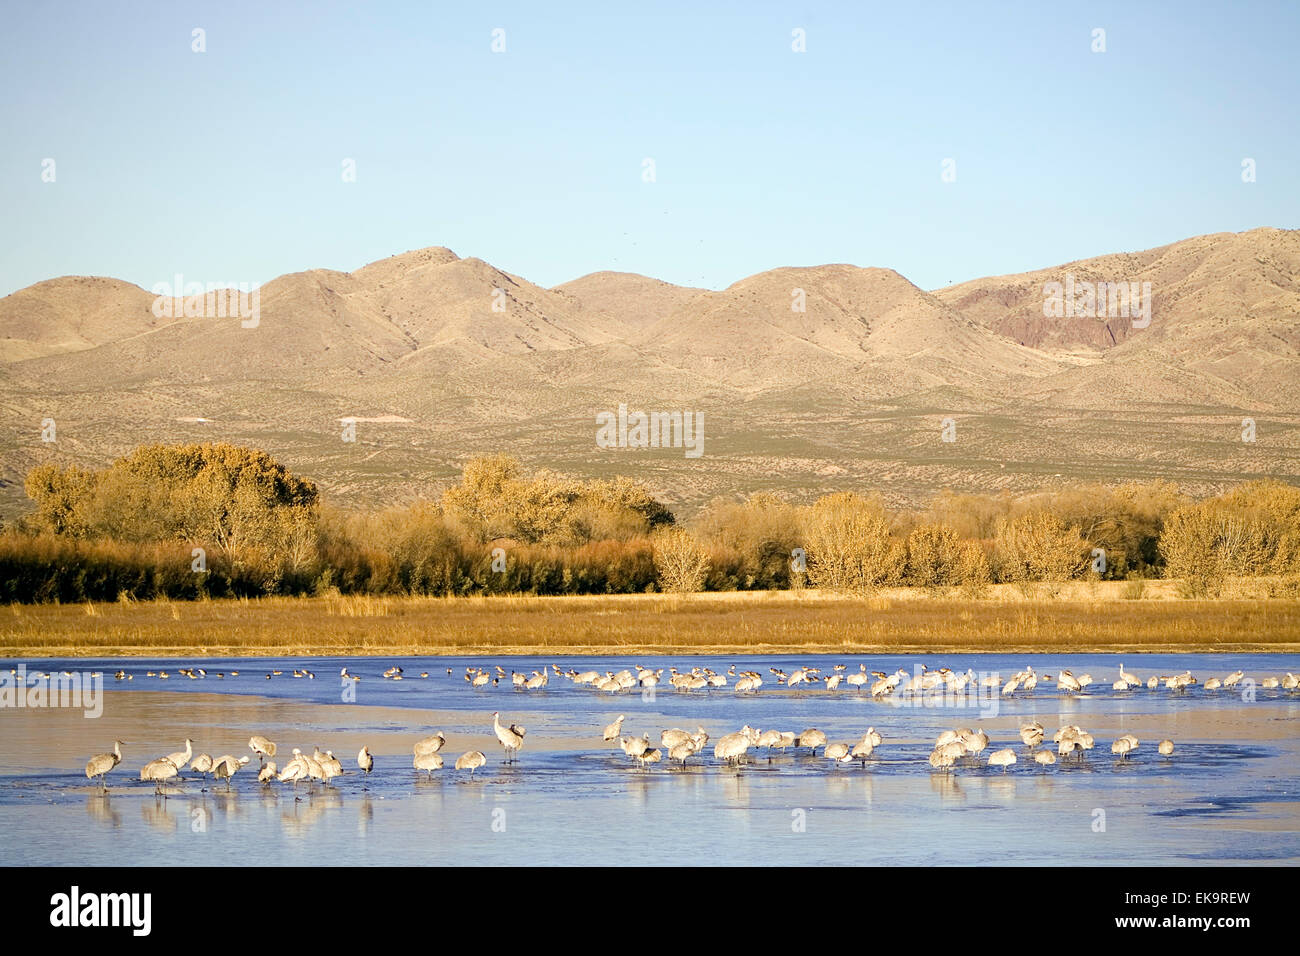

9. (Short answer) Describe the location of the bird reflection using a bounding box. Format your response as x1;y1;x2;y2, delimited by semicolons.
86;792;121;827
141;797;178;832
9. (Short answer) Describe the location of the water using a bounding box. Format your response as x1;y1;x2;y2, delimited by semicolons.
2;653;1298;865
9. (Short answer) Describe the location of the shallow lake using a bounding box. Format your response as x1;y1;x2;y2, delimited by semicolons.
2;653;1298;865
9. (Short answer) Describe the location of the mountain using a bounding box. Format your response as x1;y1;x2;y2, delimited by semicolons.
0;228;1296;521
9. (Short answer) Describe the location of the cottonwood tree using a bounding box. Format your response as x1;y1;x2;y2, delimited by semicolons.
993;511;1086;583
653;527;710;593
802;492;904;593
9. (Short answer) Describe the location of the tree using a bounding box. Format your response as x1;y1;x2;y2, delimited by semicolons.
653;527;710;593
801;493;904;593
993;511;1086;583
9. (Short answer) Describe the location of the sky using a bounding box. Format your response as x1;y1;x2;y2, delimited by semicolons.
1;0;1297;297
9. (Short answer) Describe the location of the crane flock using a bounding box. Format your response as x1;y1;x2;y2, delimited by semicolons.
75;660;1287;793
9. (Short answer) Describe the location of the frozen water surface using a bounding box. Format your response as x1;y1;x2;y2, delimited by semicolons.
2;653;1297;865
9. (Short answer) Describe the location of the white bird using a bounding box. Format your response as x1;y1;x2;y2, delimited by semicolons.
414;731;446;757
318;750;343;786
1020;722;1045;749
1118;662;1140;687
454;751;486;776
140;758;179;794
212;754;250;789
669;741;698;767
604;715;626;742
987;749;1016;772
963;729;990;759
414;752;444;778
492;713;525;762
1158;739;1175;756
1111;737;1136;760
796;729;827;756
357;746;373;777
258;761;277;784
661;728;693;750
248;735;277;764
823;742;851;765
850;736;874;764
1056;670;1082;694
1034;750;1056;766
277;750;308;786
162;738;194;773
929;748;956;771
713;731;751;765
85;740;124;790
189;753;214;782
620;735;651;760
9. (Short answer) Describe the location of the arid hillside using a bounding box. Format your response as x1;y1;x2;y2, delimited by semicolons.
2;229;1297;520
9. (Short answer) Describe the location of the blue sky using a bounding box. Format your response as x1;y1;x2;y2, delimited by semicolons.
2;1;1296;297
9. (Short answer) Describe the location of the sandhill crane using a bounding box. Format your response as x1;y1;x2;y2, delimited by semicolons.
639;748;662;769
864;727;882;747
936;729;961;749
1111;737;1135;760
620;735;651;761
988;749;1016;772
189;753;214;783
1118;662;1140;687
357;746;373;778
248;735;277;765
85;741;124;790
162;738;193;773
414;732;445;757
212;755;250;789
1261;677;1280;689
824;742;851;765
1057;670;1082;694
1158;739;1175;756
140;758;179;795
661;728;692;751
714;732;750;766
278;750;307;786
604;715;626;742
756;729;784;760
1034;750;1056;766
1223;670;1244;688
796;729;827;756
455;751;486;776
414;752;444;778
258;761;277;784
1203;677;1222;691
850;735;874;765
1020;721;1045;749
1146;675;1159;690
669;741;698;767
963;729;990;759
492;713;525;762
1282;673;1299;690
319;750;343;786
929;748;956;771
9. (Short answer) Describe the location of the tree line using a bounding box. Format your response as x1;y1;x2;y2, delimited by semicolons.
3;442;1298;603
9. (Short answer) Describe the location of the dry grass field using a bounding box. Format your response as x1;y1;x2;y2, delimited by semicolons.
4;583;1299;657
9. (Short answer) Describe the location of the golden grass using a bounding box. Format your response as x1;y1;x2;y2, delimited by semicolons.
2;584;1298;657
